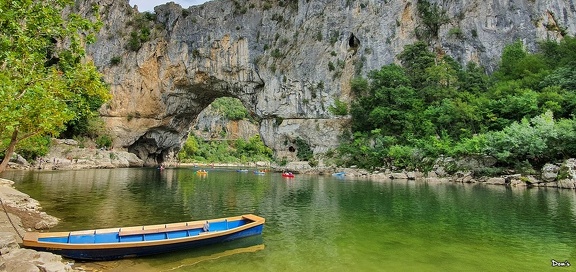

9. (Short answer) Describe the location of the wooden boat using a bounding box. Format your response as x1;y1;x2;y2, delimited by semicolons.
22;214;265;261
281;172;295;178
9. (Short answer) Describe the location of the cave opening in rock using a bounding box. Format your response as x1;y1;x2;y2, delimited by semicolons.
348;33;360;49
174;96;262;164
288;146;295;152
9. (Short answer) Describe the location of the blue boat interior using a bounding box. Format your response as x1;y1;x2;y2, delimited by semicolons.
38;219;249;244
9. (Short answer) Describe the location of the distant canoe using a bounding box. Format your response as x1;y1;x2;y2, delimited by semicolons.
332;172;345;177
253;171;266;175
196;170;208;174
281;172;295;178
22;214;265;261
236;169;249;173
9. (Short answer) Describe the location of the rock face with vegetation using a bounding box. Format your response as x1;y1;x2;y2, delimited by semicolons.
81;0;576;165
191;98;259;141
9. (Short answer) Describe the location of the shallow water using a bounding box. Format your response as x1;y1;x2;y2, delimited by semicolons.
2;168;575;271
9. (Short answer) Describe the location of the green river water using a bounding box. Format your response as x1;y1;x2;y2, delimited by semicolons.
2;167;575;271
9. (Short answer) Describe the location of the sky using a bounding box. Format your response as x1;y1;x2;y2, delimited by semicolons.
129;0;211;12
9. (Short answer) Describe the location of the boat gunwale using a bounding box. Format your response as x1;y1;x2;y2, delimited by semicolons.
23;214;264;250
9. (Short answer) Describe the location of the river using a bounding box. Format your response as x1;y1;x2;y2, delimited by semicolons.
2;167;575;271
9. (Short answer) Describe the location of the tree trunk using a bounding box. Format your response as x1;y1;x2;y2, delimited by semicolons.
0;130;19;173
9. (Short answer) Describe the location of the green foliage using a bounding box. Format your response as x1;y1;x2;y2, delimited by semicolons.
415;0;450;40
178;135;200;161
448;28;463;39
96;135;112;149
397;41;436;89
126;12;155;51
481;111;558;166
333;36;576;172
0;0;110;171
271;48;282;58
350;64;422;137
388;145;419;170
329;98;348;116
541;66;576;91
14;136;51;161
294;138;313;161
316;30;322;41
210;97;249;120
328;61;335;71
538;36;576;68
495;40;548;85
177;134;272;163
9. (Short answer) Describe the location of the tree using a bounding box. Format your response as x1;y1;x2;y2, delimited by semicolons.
0;0;110;173
415;0;450;40
397;41;436;89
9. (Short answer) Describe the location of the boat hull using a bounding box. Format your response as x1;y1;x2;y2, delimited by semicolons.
23;214;264;261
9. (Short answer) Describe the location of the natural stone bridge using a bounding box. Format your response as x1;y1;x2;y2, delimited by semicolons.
83;0;575;166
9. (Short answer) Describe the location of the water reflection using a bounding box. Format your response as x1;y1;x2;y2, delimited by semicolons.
73;236;265;272
2;168;576;271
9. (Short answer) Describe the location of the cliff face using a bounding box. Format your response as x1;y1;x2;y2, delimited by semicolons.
82;0;576;165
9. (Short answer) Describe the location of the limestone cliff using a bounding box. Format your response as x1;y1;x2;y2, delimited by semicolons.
81;0;576;166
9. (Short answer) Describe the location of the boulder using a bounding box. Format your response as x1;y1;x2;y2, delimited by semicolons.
390;172;408;180
3;248;72;272
486;177;506;185
285;161;312;173
557;179;576;189
0;232;19;255
541;163;560;182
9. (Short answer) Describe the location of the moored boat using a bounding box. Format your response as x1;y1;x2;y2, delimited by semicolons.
22;214;265;261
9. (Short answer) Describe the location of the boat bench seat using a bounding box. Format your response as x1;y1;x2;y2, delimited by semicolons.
118;223;206;236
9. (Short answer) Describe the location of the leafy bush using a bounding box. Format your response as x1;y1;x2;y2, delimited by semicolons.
177;134;272;163
482;111;555;165
328;98;348;116
294;138;313;161
13;136;51;161
211;97;249;120
96;135;112;149
387;145;418;170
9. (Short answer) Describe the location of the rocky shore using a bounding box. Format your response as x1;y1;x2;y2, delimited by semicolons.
7;139;144;171
0;179;76;272
281;158;576;189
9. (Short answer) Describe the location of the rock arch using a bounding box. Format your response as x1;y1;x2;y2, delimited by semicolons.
82;0;569;166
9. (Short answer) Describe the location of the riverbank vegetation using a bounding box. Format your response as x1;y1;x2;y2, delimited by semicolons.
177;97;273;164
333;37;576;175
178;134;273;164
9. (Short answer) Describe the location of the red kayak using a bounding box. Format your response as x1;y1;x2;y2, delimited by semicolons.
282;172;295;178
